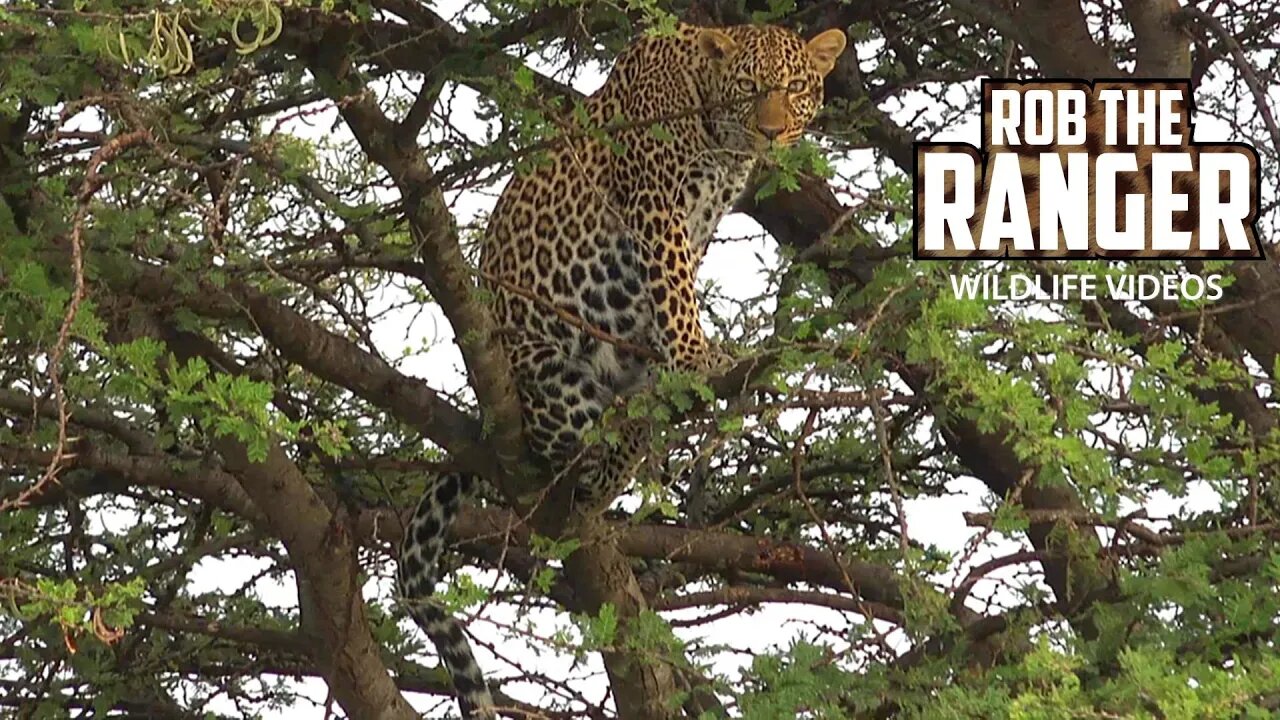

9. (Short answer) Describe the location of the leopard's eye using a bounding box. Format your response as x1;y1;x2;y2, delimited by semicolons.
787;79;808;94
736;78;758;94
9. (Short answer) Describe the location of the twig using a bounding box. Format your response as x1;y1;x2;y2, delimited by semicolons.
1182;7;1280;154
655;586;904;625
871;393;909;557
963;508;1167;546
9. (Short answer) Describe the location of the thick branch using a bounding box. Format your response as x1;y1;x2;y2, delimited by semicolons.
1;444;263;524
358;504;951;626
1124;0;1191;77
99;254;494;475
1009;0;1117;77
0;389;160;455
304;21;527;489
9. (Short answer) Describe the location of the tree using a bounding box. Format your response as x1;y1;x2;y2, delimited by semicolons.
1;0;1279;718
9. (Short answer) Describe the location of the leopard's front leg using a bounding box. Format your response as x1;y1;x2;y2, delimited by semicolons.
624;197;734;375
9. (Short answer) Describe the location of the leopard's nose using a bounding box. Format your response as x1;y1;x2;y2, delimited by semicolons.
759;125;783;140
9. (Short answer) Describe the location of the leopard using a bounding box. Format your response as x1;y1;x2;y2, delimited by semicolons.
397;21;846;719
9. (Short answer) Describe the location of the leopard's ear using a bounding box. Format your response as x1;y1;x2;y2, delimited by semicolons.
806;28;847;76
698;28;737;60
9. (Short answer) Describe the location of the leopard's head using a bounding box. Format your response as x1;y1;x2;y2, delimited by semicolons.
697;24;847;152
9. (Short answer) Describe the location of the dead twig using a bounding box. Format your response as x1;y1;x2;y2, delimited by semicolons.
2;128;152;514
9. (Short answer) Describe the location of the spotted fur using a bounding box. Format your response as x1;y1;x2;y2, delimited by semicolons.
398;22;846;718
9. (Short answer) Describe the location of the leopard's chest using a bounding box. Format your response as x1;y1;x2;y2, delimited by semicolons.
676;157;755;261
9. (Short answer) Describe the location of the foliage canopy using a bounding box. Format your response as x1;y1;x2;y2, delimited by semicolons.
1;1;1279;718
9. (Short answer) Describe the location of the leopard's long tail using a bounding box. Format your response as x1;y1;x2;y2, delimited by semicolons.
397;473;495;719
